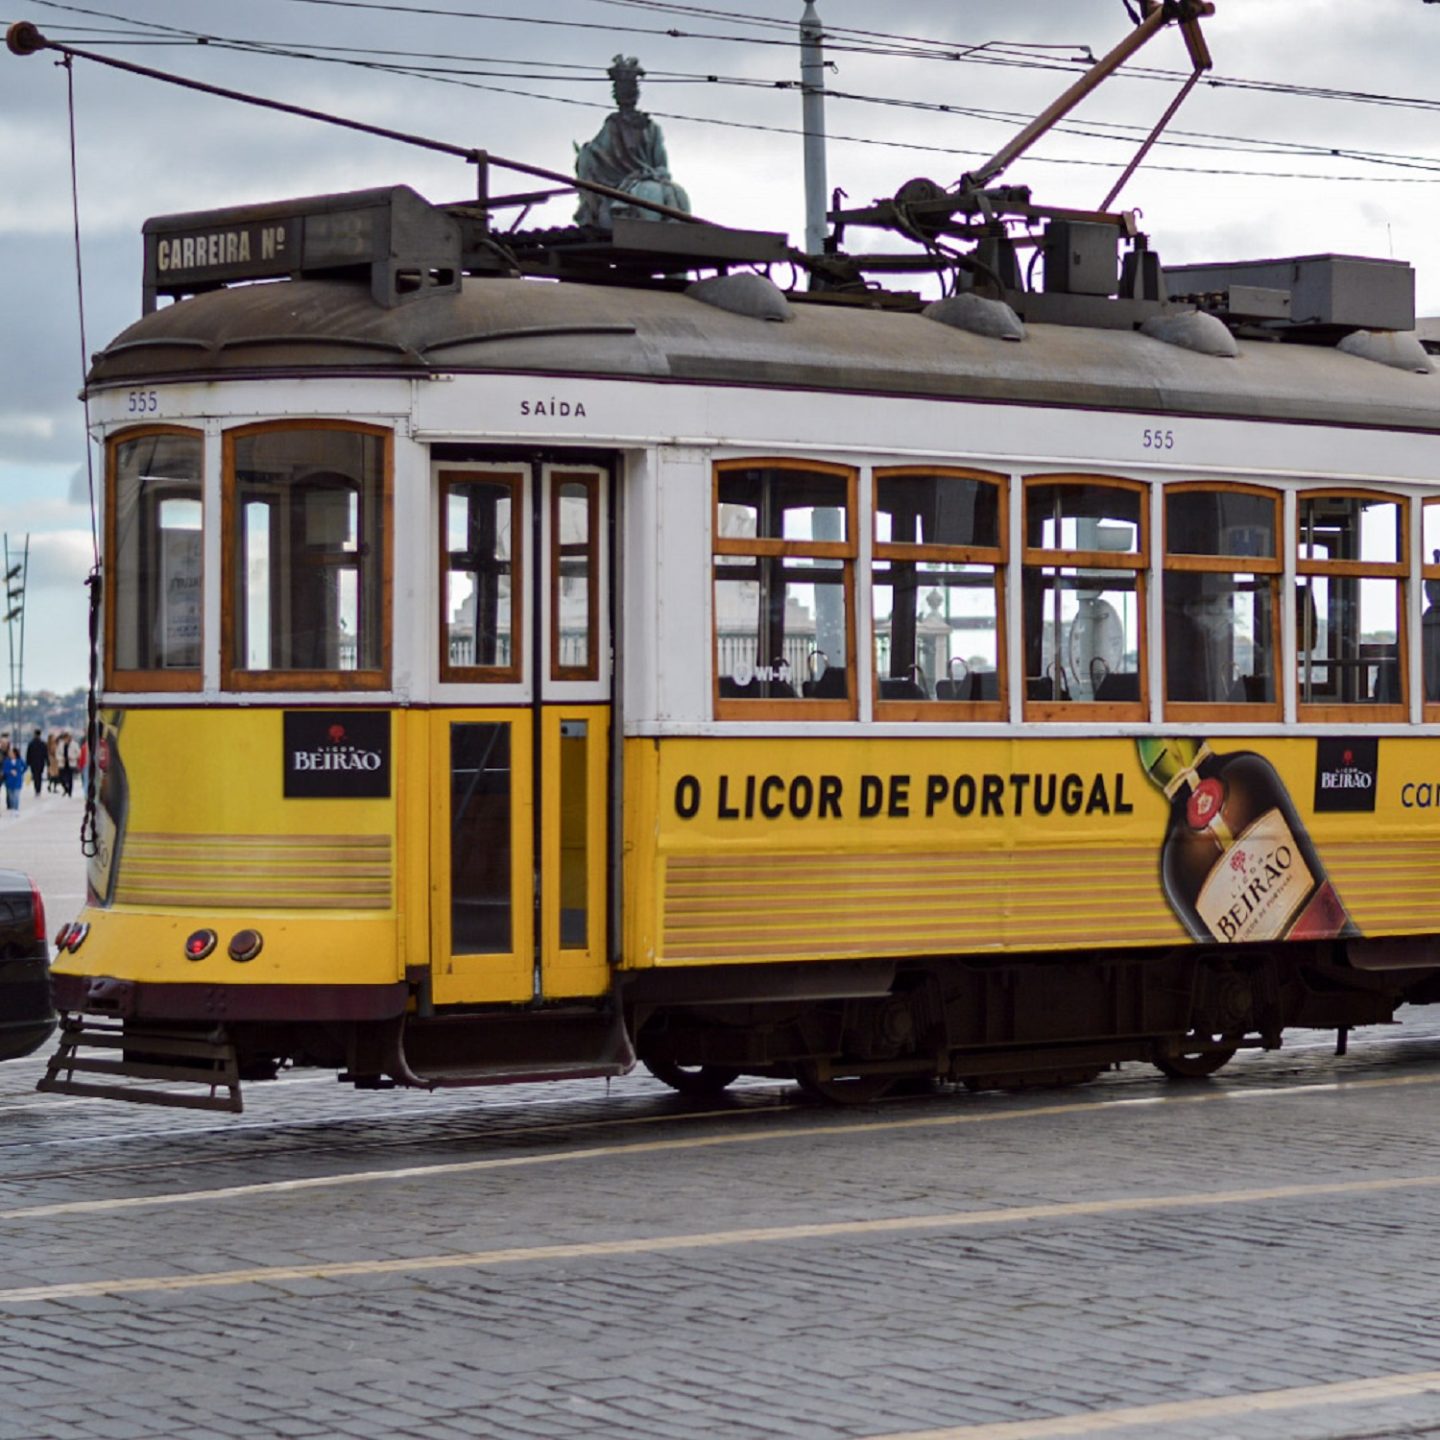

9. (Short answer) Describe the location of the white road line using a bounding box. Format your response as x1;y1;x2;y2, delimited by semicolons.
859;1369;1440;1440
3;1070;1438;1223
6;1170;1440;1303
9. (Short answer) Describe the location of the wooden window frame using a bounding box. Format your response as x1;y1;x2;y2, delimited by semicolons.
221;420;392;693
439;468;524;685
713;457;857;720
1021;474;1149;722
1423;497;1440;719
550;469;601;682
872;466;1007;722
1296;488;1408;724
1162;481;1283;723
105;424;205;693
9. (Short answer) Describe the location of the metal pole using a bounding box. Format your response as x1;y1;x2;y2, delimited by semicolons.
800;2;829;256
3;535;27;735
1098;67;1203;213
964;1;1214;192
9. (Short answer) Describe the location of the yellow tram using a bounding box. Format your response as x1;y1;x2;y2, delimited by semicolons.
31;168;1440;1109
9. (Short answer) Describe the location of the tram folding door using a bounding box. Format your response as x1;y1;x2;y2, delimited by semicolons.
430;462;611;1007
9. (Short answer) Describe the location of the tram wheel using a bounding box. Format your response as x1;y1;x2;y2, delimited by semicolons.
794;1062;895;1105
643;1059;741;1097
1152;1035;1238;1079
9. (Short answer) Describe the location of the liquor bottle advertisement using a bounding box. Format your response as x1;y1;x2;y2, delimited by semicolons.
86;708;129;909
1137;737;1357;945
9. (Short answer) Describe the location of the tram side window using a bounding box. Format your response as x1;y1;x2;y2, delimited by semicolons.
1022;478;1147;715
442;472;520;682
873;470;1005;713
109;429;203;688
1163;486;1281;716
1422;500;1440;706
713;462;855;712
1297;492;1406;716
228;426;388;687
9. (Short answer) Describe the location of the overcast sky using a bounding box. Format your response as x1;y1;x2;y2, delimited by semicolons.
3;0;1440;693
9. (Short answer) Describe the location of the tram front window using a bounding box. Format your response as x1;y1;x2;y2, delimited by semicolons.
230;426;386;683
110;429;202;685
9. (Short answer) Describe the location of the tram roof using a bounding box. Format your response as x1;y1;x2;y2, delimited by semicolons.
88;274;1440;433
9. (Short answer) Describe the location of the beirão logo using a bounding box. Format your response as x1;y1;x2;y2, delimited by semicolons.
1313;737;1378;813
293;725;384;772
1320;754;1374;790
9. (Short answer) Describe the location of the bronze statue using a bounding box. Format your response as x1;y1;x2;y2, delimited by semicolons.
575;56;690;227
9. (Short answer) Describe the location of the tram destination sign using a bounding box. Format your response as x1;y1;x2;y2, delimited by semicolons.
141;186;462;311
283;711;391;799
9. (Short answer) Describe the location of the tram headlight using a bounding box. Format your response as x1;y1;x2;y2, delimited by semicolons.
184;928;217;961
228;929;263;963
64;922;89;952
54;923;73;951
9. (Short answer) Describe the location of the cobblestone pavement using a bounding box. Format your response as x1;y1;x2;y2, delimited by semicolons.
4;793;1440;1439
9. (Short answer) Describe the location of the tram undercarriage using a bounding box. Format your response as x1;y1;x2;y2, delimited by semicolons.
37;944;1432;1112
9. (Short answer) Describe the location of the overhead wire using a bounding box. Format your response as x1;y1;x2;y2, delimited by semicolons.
19;0;1440;185
27;0;1440;112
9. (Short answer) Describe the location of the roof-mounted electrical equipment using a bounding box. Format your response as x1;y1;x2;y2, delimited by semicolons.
1165;255;1416;334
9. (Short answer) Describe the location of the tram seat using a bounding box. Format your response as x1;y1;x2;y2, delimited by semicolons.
719;676;797;698
1027;678;1068;701
936;672;998;701
803;667;848;699
1228;674;1271;704
879;676;928;700
1374;657;1402;704
1093;672;1140;702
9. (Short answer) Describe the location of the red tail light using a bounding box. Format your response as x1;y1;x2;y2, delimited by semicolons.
185;929;218;961
228;929;263;963
30;881;46;947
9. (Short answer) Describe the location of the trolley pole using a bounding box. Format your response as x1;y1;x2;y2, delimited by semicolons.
800;1;829;257
3;534;28;734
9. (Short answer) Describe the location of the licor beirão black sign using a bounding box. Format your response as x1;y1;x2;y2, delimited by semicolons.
1313;737;1378;813
283;711;390;799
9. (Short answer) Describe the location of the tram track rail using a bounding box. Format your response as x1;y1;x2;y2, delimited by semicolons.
5;1045;1440;1224
3;1028;1439;1187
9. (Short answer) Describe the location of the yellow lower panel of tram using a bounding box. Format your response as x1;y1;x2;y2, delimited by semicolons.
51;908;401;987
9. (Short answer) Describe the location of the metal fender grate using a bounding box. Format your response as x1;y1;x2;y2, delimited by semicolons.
37;1017;243;1112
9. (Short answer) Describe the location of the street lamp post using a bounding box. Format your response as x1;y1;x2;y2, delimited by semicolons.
3;534;28;735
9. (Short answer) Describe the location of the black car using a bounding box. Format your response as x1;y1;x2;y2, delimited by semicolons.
0;869;53;1062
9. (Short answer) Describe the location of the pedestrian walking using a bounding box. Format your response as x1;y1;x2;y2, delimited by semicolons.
2;750;25;815
57;731;77;798
24;729;46;797
46;734;60;793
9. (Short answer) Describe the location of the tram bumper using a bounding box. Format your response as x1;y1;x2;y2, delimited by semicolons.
50;970;409;1022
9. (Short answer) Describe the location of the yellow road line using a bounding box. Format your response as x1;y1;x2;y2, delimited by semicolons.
860;1369;1440;1440
6;1169;1440;1303
5;1070;1438;1224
